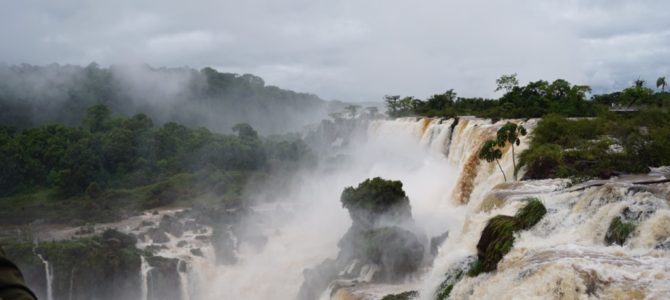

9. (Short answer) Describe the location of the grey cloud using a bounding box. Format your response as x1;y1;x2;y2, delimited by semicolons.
1;0;668;101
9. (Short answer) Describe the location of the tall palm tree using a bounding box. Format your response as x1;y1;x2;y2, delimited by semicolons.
657;76;667;93
627;79;648;108
496;122;527;180
479;140;506;182
635;79;645;88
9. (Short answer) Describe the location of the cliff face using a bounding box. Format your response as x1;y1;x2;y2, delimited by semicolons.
4;230;143;300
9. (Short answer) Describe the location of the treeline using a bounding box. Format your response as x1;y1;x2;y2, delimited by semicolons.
0;63;342;134
385;74;670;119
0;104;311;198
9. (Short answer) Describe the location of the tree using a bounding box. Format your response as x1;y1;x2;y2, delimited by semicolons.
344;105;361;118
625;79;654;108
496;122;527;180
478;140;506;182
384;95;401;118
657;76;667;93
232;123;258;140
495;74;519;93
365;106;379;118
82;104;111;133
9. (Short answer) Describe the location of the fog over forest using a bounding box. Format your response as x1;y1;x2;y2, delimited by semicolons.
0;63;344;134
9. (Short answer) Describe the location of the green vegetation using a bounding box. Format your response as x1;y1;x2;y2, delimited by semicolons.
340;177;411;225
514;198;547;230
518;109;670;179
471;198;546;274
478;122;527;182
381;290;418;300
383;74;670;180
0;104;311;225
385;75;599;119
478;140;506;181
605;216;636;246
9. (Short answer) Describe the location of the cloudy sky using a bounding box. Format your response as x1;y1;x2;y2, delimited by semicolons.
1;0;669;101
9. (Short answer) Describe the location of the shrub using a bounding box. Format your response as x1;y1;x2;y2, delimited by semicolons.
605;216;636;246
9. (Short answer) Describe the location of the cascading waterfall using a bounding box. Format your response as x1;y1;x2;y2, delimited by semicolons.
36;252;54;300
163;116;668;299
197;116;529;299
68;267;75;300
140;256;152;300
178;260;191;300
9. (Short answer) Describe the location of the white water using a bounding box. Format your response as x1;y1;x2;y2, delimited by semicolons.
140;256;152;300
194;117;530;300
36;252;54;300
137;116;670;299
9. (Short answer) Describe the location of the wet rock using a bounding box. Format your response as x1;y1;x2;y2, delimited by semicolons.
140;220;154;227
146;256;182;300
190;248;204;257
195;235;210;241
183;220;199;232
212;227;238;265
365;226;424;282
435;256;477;300
159;215;184;237
148;228;170;244
381;290;418;300
176;240;188;248
430;231;449;257
145;244;168;253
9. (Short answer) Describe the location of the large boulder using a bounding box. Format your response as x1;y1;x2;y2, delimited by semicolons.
298;178;425;299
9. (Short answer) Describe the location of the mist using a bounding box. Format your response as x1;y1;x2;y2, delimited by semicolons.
0;63;344;134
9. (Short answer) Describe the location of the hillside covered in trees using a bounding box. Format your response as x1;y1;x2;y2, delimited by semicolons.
0;104;312;225
0;63;344;134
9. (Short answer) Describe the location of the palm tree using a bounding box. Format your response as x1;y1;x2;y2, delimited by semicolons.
657;77;667;93
626;78;654;108
635;79;645;88
496;122;527;180
479;139;506;182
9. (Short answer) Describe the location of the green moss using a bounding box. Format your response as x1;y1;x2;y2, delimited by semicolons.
381;290;418;300
605;216;636;246
514;198;547;230
476;215;517;272
474;200;547;274
466;260;485;277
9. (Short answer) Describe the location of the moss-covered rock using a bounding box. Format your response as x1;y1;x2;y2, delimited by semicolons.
381;290;418;300
605;216;636;246
299;178;425;299
340;177;411;228
476;215;518;272
473;199;547;273
514;198;547;230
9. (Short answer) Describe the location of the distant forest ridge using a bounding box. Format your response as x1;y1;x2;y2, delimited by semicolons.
0;63;346;134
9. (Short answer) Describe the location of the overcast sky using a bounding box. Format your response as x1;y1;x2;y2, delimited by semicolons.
1;0;669;102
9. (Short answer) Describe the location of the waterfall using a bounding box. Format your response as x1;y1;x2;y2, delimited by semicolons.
68;267;75;300
178;260;191;300
140;256;152;300
200;116;522;299
36;253;54;300
193;116;669;299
